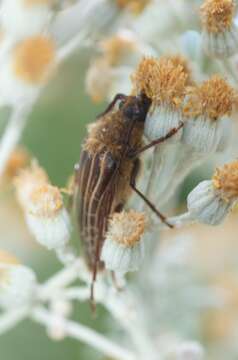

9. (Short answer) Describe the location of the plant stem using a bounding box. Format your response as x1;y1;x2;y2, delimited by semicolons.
0;307;28;335
39;259;90;300
31;307;136;360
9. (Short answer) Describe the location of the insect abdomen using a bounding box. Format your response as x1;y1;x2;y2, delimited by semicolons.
75;149;120;269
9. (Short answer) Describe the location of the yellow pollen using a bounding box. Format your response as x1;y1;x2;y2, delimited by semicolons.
107;210;146;247
13;36;55;84
116;0;151;14
163;54;194;85
201;0;235;33
29;184;63;217
213;160;238;201
5;147;29;179
183;75;236;120
131;56;188;109
101;35;137;66
0;250;19;265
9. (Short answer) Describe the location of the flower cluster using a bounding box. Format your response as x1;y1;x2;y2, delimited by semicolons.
0;1;238;360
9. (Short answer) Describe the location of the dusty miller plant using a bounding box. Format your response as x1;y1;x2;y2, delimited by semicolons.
0;0;238;359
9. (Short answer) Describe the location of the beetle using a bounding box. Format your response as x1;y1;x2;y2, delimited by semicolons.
73;92;183;304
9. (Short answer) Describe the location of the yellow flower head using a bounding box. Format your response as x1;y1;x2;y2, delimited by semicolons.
213;160;238;201
107;210;147;247
29;184;63;217
183;75;236;120
201;0;236;33
132;56;188;109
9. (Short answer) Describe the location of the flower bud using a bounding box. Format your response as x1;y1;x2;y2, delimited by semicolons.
14;162;71;250
132;56;191;143
182;75;236;153
101;210;146;273
200;0;238;58
187;161;238;225
0;250;36;309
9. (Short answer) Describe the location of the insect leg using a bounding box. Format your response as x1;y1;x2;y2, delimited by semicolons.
96;93;128;119
130;159;173;229
130;122;184;157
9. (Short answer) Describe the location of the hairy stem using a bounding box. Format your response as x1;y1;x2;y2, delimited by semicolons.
0;307;29;335
31;307;136;360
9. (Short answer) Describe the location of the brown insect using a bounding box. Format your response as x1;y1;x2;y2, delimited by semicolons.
74;92;183;304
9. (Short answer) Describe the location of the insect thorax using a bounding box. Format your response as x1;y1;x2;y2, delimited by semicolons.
84;110;144;158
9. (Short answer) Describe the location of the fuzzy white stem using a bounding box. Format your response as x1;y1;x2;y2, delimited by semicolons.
63;286;90;301
0;105;31;178
31;307;136;360
39;259;90;300
104;291;160;360
0;307;29;335
154;212;195;230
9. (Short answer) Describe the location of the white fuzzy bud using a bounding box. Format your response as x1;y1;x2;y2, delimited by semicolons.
145;105;184;143
26;207;71;250
187;180;234;225
101;210;146;273
202;25;238;58
0;262;36;309
14;162;71;251
182;116;228;153
200;0;238;58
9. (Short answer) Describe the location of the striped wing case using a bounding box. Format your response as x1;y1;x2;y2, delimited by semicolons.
74;149;120;269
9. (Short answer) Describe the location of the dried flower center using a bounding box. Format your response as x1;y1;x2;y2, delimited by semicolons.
13;36;55;84
107;210;146;247
201;0;235;33
213;160;238;200
29;184;63;217
132;56;188;109
183;75;236;120
116;0;151;14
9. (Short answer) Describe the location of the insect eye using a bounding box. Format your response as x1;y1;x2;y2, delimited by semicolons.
123;104;135;119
